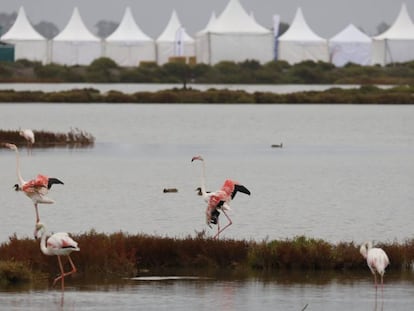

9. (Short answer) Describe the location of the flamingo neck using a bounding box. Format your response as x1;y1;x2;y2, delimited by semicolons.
13;147;25;186
360;242;372;259
39;227;52;256
199;160;208;199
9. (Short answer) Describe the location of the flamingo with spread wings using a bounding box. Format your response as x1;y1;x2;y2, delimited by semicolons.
191;155;250;239
3;143;64;225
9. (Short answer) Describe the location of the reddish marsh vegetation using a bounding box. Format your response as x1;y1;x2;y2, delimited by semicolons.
0;233;413;285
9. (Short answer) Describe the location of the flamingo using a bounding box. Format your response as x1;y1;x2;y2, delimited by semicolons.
19;129;35;154
35;222;79;291
191;155;250;239
3;143;64;225
360;241;390;291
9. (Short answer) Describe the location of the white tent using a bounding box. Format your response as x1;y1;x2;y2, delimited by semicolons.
52;7;102;65
155;10;195;65
195;0;274;65
0;6;48;64
372;3;414;65
329;24;372;67
278;7;329;64
195;12;216;64
104;7;156;66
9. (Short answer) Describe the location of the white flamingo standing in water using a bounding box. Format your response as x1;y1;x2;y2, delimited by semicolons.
3;143;64;226
191;155;250;239
19;128;35;155
35;222;80;291
360;241;390;291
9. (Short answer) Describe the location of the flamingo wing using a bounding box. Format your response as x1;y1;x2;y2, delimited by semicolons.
220;179;251;200
367;248;390;275
205;192;226;225
47;177;64;189
47;232;79;253
231;184;251;199
22;176;49;196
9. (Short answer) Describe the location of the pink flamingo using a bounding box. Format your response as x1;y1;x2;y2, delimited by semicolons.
19;128;35;155
35;222;79;291
4;143;64;225
360;241;390;291
191;155;250;239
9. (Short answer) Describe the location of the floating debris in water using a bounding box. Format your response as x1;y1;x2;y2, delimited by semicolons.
163;188;178;193
271;143;283;148
129;276;212;281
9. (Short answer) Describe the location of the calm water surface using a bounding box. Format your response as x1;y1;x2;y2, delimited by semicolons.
0;103;413;309
0;271;413;310
0;103;412;243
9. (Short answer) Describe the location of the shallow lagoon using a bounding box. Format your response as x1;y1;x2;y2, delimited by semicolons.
0;103;413;309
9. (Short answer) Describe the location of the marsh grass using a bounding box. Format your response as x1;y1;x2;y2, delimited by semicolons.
0;85;414;104
0;128;95;148
0;260;33;285
0;232;413;284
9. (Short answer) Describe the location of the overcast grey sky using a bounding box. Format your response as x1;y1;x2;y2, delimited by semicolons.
1;0;413;38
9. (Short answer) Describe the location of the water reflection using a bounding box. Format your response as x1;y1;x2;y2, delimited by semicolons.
373;290;384;311
1;270;412;310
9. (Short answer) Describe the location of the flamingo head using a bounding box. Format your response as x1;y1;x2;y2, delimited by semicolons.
359;241;373;259
195;187;202;196
13;184;21;191
34;222;45;239
191;155;204;162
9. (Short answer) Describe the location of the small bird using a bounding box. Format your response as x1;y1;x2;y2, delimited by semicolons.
35;222;80;291
4;143;64;225
19;129;35;155
192;155;250;239
163;188;178;193
360;241;390;290
271;143;283;148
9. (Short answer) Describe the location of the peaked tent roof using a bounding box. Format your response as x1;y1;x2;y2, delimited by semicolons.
375;3;414;40
1;6;45;40
156;10;193;42
208;0;270;33
54;7;100;41
106;7;152;42
330;24;372;43
196;12;217;35
278;7;326;41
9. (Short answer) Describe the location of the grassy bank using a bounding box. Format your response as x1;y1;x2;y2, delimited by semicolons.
1;232;413;285
0;129;95;148
1;58;414;85
0;84;413;104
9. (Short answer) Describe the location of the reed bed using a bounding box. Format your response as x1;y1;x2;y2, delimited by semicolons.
0;85;413;104
0;128;95;148
1;232;414;285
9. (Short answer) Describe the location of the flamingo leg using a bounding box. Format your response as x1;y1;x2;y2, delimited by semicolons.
34;203;40;223
53;255;77;291
213;210;232;239
53;255;65;291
